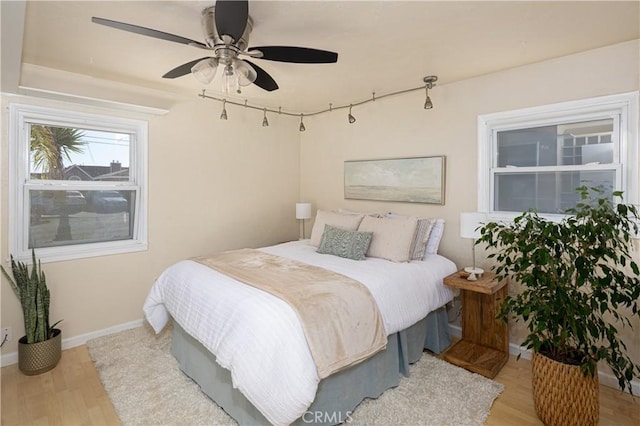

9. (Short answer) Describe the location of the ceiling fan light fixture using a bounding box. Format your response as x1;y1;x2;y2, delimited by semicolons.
191;58;219;85
221;64;238;94
234;59;257;87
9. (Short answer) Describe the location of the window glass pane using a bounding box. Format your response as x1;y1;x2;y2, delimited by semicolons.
29;190;135;248
497;119;614;168
29;125;130;181
494;170;615;214
497;125;558;167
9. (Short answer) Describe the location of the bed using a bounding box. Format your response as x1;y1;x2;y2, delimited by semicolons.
143;212;457;426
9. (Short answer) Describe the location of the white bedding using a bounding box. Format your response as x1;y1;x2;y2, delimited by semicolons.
143;240;457;425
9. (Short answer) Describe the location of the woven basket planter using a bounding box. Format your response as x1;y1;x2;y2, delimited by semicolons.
18;329;62;376
532;351;599;426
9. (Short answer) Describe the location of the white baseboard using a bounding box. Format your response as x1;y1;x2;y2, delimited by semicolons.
0;318;144;367
447;324;640;395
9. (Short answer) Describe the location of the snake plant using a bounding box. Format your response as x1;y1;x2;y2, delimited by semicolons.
1;249;60;343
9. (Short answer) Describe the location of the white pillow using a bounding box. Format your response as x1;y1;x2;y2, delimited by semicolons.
309;210;365;247
357;215;418;262
424;219;445;255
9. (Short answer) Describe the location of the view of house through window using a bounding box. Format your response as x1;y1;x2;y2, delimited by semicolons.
494;119;616;213
478;92;637;217
28;125;134;249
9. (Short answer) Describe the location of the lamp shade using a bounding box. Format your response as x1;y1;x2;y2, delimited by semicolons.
460;212;487;239
296;203;312;220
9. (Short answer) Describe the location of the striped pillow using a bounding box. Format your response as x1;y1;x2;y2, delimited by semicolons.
410;218;437;260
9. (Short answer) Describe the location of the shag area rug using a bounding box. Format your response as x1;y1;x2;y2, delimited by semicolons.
87;324;503;426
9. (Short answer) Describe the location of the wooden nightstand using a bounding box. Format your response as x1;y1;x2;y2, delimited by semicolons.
442;271;509;378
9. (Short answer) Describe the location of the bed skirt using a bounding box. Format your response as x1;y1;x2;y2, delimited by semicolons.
171;306;451;425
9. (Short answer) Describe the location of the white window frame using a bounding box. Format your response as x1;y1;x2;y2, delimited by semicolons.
8;103;148;263
477;92;639;221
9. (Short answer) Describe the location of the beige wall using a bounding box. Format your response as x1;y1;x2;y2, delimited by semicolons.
299;40;640;371
0;93;301;355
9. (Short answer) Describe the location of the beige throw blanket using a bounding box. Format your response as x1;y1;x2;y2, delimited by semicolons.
195;249;387;378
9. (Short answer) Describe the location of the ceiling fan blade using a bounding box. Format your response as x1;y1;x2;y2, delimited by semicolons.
92;17;208;49
214;0;248;43
163;57;214;79
243;60;278;92
248;46;338;63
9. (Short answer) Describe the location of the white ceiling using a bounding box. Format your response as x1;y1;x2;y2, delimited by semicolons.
7;1;640;112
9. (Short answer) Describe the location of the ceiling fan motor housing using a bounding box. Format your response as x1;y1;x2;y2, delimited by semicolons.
201;6;253;52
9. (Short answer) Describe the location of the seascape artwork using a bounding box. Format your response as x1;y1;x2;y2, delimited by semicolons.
344;156;445;204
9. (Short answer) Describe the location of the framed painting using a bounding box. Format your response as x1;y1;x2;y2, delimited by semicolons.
344;156;446;204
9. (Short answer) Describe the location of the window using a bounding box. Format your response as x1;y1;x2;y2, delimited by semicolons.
9;104;148;262
478;92;638;217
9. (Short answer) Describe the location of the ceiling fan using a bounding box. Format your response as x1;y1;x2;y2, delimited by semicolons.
92;0;338;93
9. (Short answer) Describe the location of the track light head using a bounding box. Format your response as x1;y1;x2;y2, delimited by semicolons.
220;99;228;120
299;114;306;132
423;75;437;110
424;94;433;110
348;105;356;124
423;75;438;88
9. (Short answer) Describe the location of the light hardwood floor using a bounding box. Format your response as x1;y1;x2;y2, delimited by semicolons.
1;345;639;425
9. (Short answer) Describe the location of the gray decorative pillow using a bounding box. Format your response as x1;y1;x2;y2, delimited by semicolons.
316;225;373;261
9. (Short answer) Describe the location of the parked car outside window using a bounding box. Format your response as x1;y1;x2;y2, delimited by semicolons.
87;190;129;213
31;190;86;216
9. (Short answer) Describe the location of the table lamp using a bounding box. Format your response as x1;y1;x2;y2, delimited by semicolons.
296;203;312;239
460;212;488;276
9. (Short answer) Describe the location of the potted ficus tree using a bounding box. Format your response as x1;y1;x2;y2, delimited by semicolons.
477;186;640;426
1;249;62;375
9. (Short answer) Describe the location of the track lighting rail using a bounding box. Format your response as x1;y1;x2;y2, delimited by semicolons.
198;75;437;130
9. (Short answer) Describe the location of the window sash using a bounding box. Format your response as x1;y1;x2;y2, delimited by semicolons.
24;187;141;249
491;114;621;167
491;165;622;215
25;121;138;184
9;103;148;263
477;92;639;217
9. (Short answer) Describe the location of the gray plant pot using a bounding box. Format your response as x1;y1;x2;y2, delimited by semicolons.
18;328;62;375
